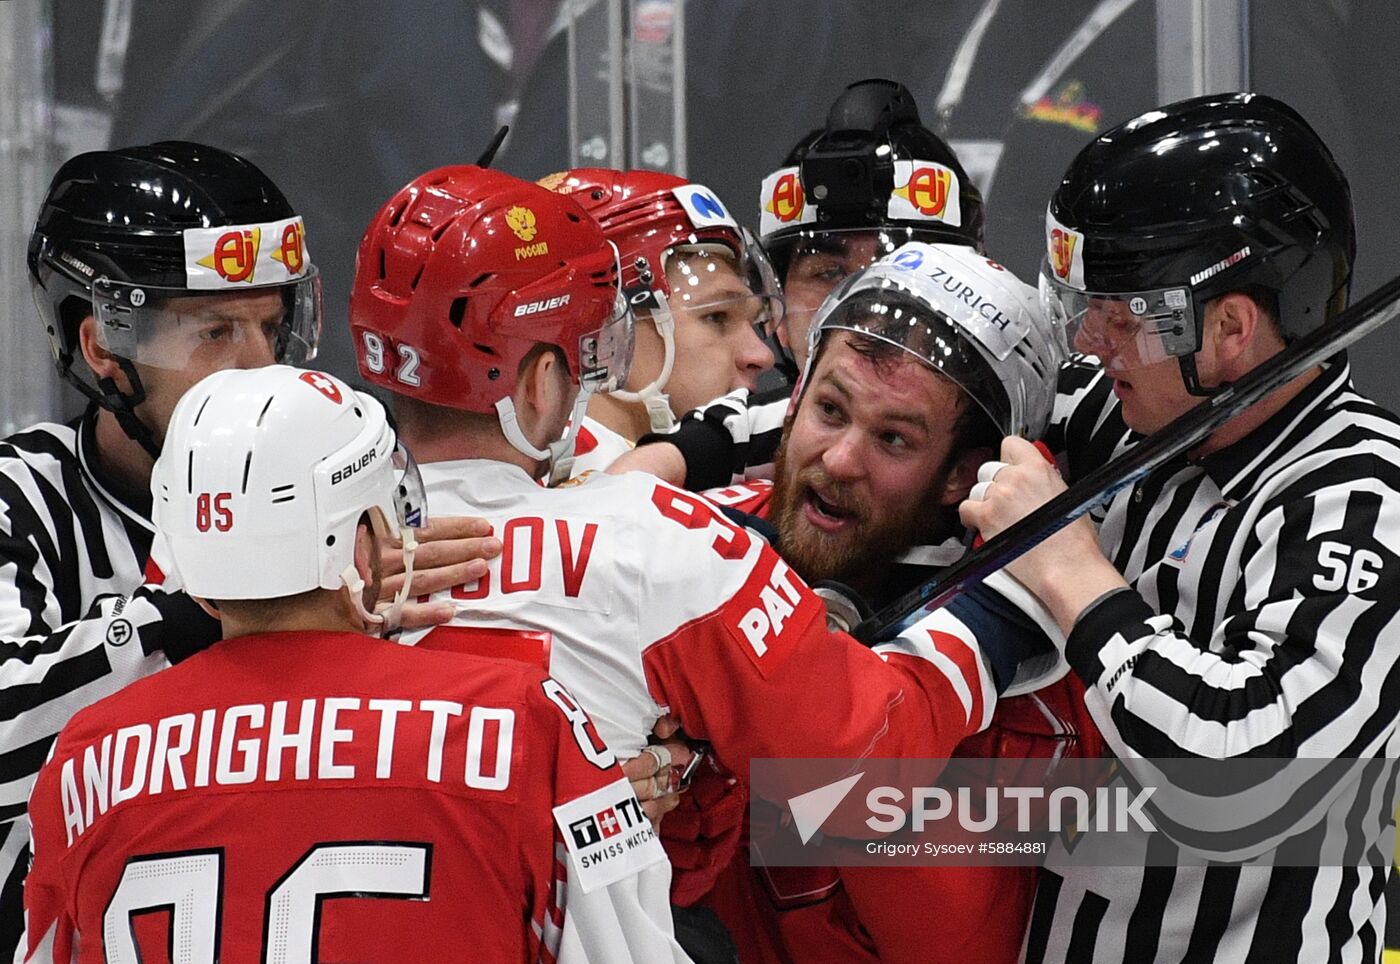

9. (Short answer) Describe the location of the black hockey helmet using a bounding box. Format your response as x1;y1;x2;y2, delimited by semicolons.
758;78;985;277
28;141;321;453
1042;92;1354;394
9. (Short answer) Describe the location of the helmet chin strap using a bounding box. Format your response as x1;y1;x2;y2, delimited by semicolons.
494;387;596;485
340;524;418;638
609;303;678;432
1177;352;1225;398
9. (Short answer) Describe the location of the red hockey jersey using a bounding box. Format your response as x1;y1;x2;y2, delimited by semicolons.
24;631;662;963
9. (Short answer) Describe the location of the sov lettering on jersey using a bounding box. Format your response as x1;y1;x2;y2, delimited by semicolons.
447;516;603;609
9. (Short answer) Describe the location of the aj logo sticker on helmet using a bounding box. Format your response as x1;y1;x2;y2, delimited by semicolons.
889;161;961;225
759;167;816;236
184;216;311;289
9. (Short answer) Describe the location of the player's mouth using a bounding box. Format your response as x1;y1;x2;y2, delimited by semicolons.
1111;375;1134;399
802;486;858;533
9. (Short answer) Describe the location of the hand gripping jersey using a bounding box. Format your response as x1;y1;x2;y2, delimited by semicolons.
23;632;657;963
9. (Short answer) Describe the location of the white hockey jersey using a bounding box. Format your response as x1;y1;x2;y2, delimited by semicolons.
566;416;635;478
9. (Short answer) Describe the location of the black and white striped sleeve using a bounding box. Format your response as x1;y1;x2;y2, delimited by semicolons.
638;384;793;489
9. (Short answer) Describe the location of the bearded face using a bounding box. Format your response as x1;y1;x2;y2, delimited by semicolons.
768;332;984;592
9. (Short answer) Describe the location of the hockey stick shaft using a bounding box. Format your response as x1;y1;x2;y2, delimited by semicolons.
851;272;1400;644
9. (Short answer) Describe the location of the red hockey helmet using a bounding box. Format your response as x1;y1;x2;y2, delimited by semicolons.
539;168;783;429
350;165;632;414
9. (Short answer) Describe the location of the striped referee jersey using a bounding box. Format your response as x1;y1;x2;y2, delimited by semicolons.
1025;356;1400;962
0;406;182;956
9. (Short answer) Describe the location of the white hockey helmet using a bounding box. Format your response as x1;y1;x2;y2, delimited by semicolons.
152;365;426;625
804;242;1066;440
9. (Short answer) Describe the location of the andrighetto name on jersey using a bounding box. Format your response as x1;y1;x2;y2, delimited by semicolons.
58;697;517;847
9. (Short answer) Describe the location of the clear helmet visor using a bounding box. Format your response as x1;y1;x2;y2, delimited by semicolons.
390;440;428;532
578;289;636;395
92;270;322;371
663;229;786;336
812;277;1013;437
1038;262;1197;372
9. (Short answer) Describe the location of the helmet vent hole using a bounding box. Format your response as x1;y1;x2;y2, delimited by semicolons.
430;218;454;242
388;201;408;228
468;272;494;288
270;483;295;505
566;212;582;223
325;535;335;547
191;394;212;427
410;265;425;290
256;395;276;427
186;450;194;494
378;248;387;280
449;297;469;328
474;343;499;358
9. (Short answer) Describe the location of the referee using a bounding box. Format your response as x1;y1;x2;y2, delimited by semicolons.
0;143;328;955
963;93;1400;961
3;144;497;958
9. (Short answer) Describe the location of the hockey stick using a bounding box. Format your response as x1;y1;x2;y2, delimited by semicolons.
851;272;1400;644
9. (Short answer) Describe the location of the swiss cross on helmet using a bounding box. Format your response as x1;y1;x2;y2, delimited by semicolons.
349;165;634;480
1042;91;1355;395
540;168;784;430
28;141;321;456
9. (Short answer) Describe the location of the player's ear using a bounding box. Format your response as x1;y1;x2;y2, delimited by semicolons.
940;444;994;506
192;596;222;622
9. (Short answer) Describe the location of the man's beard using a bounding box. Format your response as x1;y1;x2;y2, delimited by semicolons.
769;435;954;591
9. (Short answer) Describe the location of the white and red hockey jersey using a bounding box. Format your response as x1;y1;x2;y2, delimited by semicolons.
407;461;996;783
565;416;635;478
24;631;665;963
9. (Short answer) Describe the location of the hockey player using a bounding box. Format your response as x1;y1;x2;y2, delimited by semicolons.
538;169;777;474
0;142;496;956
613;77;986;488
349;165;1013;959
658;241;1092;964
963;93;1400;962
24;364;666;962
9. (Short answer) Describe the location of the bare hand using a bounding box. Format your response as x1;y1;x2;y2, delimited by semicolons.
958;437;1101;592
606;442;687;485
381;516;502;630
621;714;696;830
